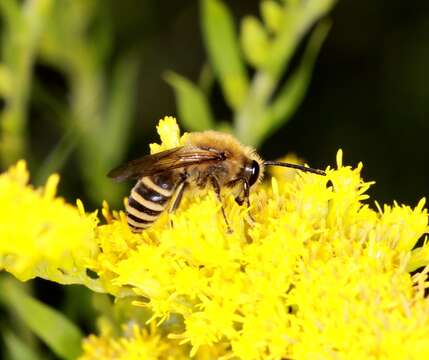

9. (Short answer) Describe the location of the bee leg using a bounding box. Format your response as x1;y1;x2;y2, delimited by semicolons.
210;176;232;233
242;179;255;224
169;181;188;227
235;196;244;206
225;178;245;206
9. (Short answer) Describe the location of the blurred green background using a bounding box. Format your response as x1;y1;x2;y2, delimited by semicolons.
1;0;429;358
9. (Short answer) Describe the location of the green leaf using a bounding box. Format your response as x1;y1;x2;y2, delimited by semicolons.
201;0;248;110
102;53;139;166
262;0;336;78
0;64;13;97
0;0;21;30
241;16;270;69
2;330;41;360
0;278;83;360
165;71;214;131
260;0;284;33
265;20;331;140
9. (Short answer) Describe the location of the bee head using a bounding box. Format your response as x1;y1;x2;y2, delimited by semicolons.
240;158;263;188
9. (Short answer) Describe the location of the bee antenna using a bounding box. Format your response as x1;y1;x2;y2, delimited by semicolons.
263;160;326;176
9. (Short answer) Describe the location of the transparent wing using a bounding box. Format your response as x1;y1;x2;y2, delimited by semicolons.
107;146;225;181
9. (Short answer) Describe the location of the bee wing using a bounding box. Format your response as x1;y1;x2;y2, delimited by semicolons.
107;146;225;181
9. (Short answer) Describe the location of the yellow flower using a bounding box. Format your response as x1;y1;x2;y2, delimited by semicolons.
79;322;188;360
0;161;101;290
79;321;228;360
149;116;188;154
2;117;429;359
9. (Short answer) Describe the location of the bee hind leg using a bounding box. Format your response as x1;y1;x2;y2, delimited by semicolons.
169;181;188;227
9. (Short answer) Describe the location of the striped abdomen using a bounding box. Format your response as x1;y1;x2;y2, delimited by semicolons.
126;174;176;232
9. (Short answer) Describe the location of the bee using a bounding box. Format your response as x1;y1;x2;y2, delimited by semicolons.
108;131;325;232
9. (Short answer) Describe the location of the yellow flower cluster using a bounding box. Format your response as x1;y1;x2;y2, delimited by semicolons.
79;322;188;360
1;116;429;359
0;161;100;288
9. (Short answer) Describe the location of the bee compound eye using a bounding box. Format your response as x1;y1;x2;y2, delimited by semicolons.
249;160;260;186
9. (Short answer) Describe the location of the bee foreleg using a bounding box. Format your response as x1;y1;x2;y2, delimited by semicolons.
242;179;255;224
225;178;245;206
235;196;244;206
229;178;249;207
210;176;232;233
230;179;255;223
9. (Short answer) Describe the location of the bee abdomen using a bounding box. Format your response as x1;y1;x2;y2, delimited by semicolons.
126;175;175;232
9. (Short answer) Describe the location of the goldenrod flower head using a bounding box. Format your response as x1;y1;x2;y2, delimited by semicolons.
2;117;429;359
0;161;99;287
149;115;188;154
79;322;188;360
